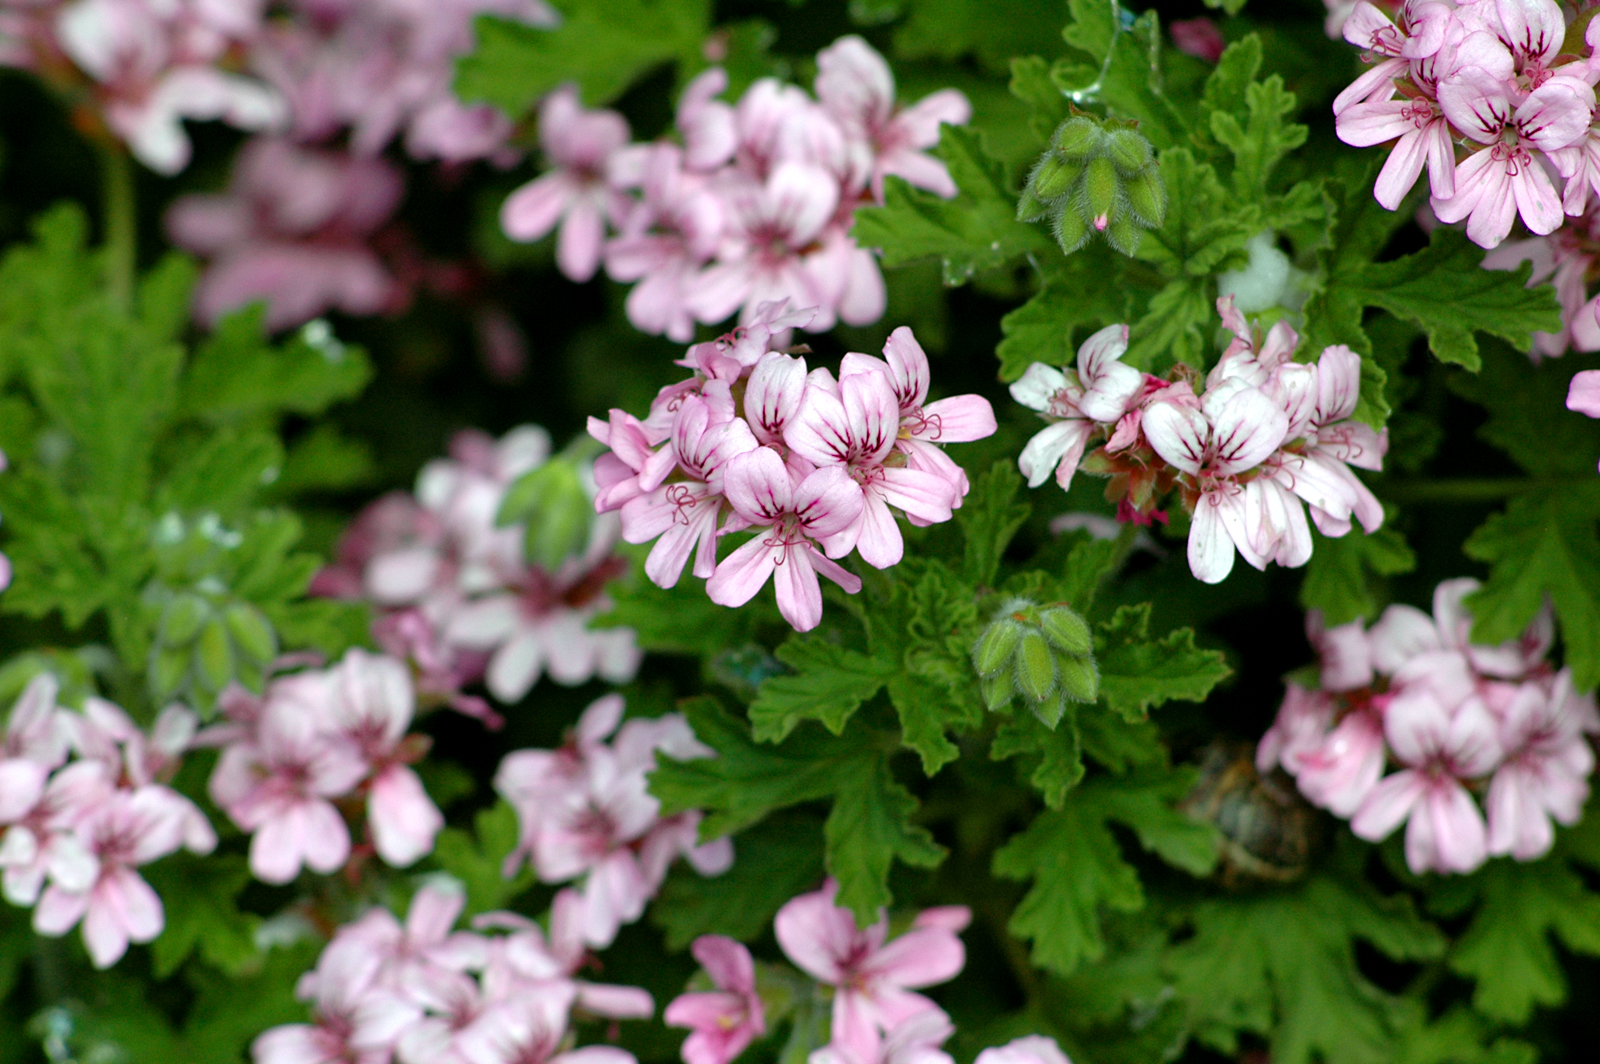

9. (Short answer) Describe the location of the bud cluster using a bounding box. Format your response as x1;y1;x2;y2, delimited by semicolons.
149;590;278;710
972;598;1099;727
1017;115;1167;256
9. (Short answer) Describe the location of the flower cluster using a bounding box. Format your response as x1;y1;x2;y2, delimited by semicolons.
503;34;971;340
0;674;215;967
495;694;733;950
1334;0;1599;252
204;648;445;885
0;0;285;174
252;882;654;1064
590;307;996;631
1011;300;1388;584
1258;579;1599;875
666;880;1074;1064
313;424;641;711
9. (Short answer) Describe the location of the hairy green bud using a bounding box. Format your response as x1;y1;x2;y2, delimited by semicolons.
1058;652;1101;705
1105;128;1152;174
1015;630;1058;704
1039;605;1092;657
1052;206;1090;253
1125;167;1168;227
1016;186;1050;224
151;646;190;701
1105;211;1143;256
1031;693;1067;729
1084;157;1119;227
1053;117;1102;159
195;617;235;693
982;670;1015;712
973;617;1024;678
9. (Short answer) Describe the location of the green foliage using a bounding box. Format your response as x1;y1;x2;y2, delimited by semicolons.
1299;523;1417;627
1093;604;1231;722
142;855;262;979
992;770;1218;975
456;0;712;113
432;800;538;916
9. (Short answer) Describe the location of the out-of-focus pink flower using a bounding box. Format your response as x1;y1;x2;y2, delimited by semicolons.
665;935;765;1064
166;138;405;329
1486;673;1595;860
813;35;970;202
1351;690;1501;874
501;85;632;282
973;1036;1072;1064
32;784;212;967
1170;18;1226;64
775;880;966;1064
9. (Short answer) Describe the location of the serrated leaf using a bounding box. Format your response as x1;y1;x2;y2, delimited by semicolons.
180;306;372;424
1448;343;1600;478
1208;74;1307;199
1463;490;1600;690
852;125;1050;279
991;706;1084;807
993;772;1215;973
1055;1;1186;149
996;247;1135;381
1094;604;1231;720
142;854;262;978
825;757;946;919
959;461;1032;586
432;800;537;916
651;813;826;950
887;672;963;776
749;638;896;742
456;1;711;114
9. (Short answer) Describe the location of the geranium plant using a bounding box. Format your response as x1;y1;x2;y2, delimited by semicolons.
0;1;1597;1062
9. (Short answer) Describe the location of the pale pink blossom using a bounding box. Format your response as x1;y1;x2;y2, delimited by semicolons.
1351;691;1501;874
1011;324;1143;491
813;35;971;201
665;935;765;1064
774;881;966;1064
707;450;865;631
973;1036;1073;1064
1482;218;1600;358
1486;673;1595;859
502;85;632;282
1170;19;1226;64
1570;369;1600;436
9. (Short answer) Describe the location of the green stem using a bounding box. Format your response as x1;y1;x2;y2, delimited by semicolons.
100;142;135;311
1379;478;1558;504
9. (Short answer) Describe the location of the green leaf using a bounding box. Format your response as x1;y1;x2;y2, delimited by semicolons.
748;638;897;742
895;0;1072;77
1299;523;1416;627
598;556;773;656
1054;1;1186;150
1444;856;1600;1024
1167;868;1445;1064
432;800;537;916
652;698;945;924
993;771;1217;974
651;813;826;950
1208;74;1307;199
852;125;1050;280
1094;604;1231;721
142;854;262;978
1009;55;1069;144
455;0;711;114
959;461;1032;586
995;247;1134;381
180;307;373;425
1448;342;1600;478
991;705;1084;807
1463;490;1600;690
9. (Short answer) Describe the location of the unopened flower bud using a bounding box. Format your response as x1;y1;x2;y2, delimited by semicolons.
151;646;190;701
1016;186;1050;223
1105;212;1142;256
499;455;594;571
1125;168;1168;227
1031;692;1067;729
1105;128;1152;174
1057;653;1100;705
1015;630;1058;704
1029;155;1081;203
974;616;1024;678
1052;208;1089;253
982;671;1015;712
1039;605;1092;657
1084;157;1118;227
1053;116;1101;159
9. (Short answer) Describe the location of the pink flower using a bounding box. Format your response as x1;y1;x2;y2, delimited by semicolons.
254;929;421;1064
774;881;966;1064
209;671;368;884
1170;19;1226;64
166;138;405;330
785;366;957;569
1143;379;1289;583
1336;86;1457;208
1351;691;1502;874
813;35;971;201
501;85;632;282
665;935;766;1064
1482;220;1600;358
457;980;635;1064
329;650;443;868
1568;368;1600;466
707;449;865;631
1432;67;1594;248
973;1036;1072;1064
1293;705;1389;816
32;784;211;968
1486;673;1595;860
1011;324;1143;491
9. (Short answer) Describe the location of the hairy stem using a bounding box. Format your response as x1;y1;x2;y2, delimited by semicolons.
100;142;135;311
